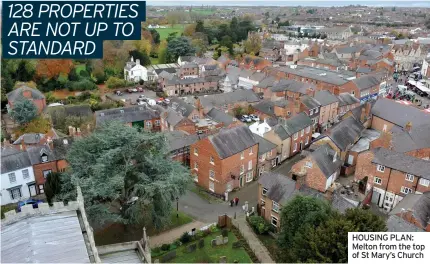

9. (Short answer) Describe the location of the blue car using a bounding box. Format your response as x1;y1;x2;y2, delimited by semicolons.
17;199;43;212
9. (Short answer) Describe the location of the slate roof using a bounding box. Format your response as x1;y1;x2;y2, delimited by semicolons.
310;144;342;178
271;79;314;94
331;192;358;213
1;147;32;174
180;62;198;68
372;148;430;179
209;126;257;159
155;68;177;75
170;97;196;117
252;100;277;117
165;131;199;152
199;90;260;109
387;215;423;232
206;108;236;126
275;112;313;140
352;75;381;91
164;107;185;127
335;46;360;54
390;124;430;153
356;67;372;74
337;93;360;106
266;66;351;86
27;145;57;165
300;95;321;110
203;64;217;71
1;210;91;263
95;106;160;126
7;86;45;102
371;98;430;129
314;90;339;106
254;134;277;156
13;133;45;145
326;116;365;151
258;172;297;204
255;76;277;89
389;192;430;230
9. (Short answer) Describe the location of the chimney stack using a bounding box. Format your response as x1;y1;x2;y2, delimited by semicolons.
405;121;412;132
294;169;307;190
136;59;141;66
360;107;366;123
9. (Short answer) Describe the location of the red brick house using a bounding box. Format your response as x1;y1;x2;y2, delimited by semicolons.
355;147;430;213
7;86;46;114
239;56;272;71
190;126;258;195
290;144;342;193
95;105;163;132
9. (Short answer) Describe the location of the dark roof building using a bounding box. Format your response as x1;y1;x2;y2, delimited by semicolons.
310;144;343;178
314;90;339;106
274;113;313;140
206;108;236;126
95;106;160;126
208;126;257;159
326;116;365;151
1;147;32;174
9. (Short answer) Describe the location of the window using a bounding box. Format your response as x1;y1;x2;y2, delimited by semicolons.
240;165;245;175
301;129;304;136
8;173;16;183
271;215;278;227
287;111;291;116
383;124;387;132
194;148;198;156
374;177;382;185
41;154;48;163
262;187;268;196
39;184;44;194
240;151;244;160
246;171;253;182
260;198;266;206
146;121;152;128
248;160;253;170
305;136;309;145
249;147;253;155
193;175;198;182
272;201;280;213
419;178;430;187
209;170;215;180
209;181;215;192
305;126;310;133
22;169;29;179
400;186;412;194
155;120;160;126
293;143;297;152
43;170;52;179
10;187;22;200
377;165;385;172
309;109;313;115
305;161;313;168
405;174;414;182
194;162;198;171
210;156;214;164
293;133;298;140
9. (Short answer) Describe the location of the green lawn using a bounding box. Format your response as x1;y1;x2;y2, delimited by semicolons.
155;24;185;40
191;8;216;15
156;231;252;263
1;204;17;219
150;57;159;65
94;210;193;246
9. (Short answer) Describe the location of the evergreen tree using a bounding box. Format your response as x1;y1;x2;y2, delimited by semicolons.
129;50;151;66
195;20;205;33
44;172;62;205
63;121;191;228
10;97;38;125
166;37;196;63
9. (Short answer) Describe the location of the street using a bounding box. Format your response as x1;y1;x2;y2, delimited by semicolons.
178;154;305;223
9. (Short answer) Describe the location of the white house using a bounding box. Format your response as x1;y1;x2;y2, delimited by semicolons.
249;119;272;137
124;57;148;82
1;147;37;205
272;34;289;41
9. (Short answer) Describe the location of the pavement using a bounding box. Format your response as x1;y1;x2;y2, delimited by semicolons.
149;221;206;248
177;155;303;224
106;89;157;106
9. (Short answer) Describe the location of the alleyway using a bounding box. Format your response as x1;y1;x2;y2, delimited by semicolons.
149;221;206;248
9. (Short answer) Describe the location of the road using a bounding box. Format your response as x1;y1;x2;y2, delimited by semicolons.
178;154;304;223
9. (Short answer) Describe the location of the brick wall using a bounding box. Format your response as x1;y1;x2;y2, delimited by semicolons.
33;162;59;194
258;184;281;229
290;156;328;192
371;116;395;132
290;126;312;156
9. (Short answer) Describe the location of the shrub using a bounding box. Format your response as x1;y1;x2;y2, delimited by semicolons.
179;231;191;244
161;243;170;251
221;228;229;237
196;229;204;239
79;70;90;78
198;239;204;248
248;215;271;235
66;79;97;91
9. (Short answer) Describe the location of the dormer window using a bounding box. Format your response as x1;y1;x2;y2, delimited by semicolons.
41;154;48;163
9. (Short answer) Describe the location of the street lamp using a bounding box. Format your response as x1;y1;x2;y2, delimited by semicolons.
176;197;179;218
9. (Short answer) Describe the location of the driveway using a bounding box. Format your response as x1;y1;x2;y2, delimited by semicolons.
272;153;306;176
178;181;259;223
106;89;157;105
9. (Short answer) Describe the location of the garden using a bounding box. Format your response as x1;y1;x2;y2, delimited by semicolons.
155;24;186;40
151;225;256;263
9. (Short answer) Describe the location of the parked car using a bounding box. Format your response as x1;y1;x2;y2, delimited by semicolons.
127;88;134;93
137;87;144;92
250;114;259;122
115;90;123;96
131;88;138;93
156;98;164;104
138;94;146;99
17;199;43;212
241;115;252;123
